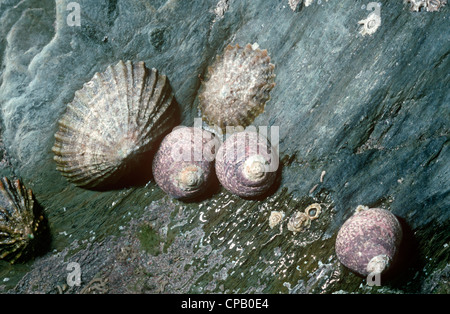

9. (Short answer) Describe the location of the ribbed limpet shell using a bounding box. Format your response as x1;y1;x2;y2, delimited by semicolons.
152;127;217;201
0;177;42;263
335;207;403;276
215;131;278;198
199;43;276;131
52;60;178;189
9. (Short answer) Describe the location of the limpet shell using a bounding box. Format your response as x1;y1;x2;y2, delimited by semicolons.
152;127;217;201
215;131;278;198
335;207;403;276
0;177;42;263
52;60;178;189
199;43;276;131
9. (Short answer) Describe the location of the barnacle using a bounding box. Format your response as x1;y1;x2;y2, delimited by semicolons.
358;12;381;36
269;211;285;229
287;211;311;233
304;203;321;220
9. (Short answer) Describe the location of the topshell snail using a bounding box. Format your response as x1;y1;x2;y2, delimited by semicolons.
0;177;43;263
335;206;403;277
199;43;276;131
152;127;218;201
52;60;178;189
215;131;278;198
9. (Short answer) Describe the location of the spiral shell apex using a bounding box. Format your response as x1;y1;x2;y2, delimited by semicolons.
0;177;42;263
52;60;178;189
152;127;217;201
335;207;403;276
215;131;278;198
199;43;276;131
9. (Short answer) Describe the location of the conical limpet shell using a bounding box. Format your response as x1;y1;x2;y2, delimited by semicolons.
0;177;42;263
215;131;278;198
335;207;403;276
199;43;276;131
152;127;217;201
52;60;178;189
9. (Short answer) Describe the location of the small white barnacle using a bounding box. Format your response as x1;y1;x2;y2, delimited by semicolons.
304;203;322;220
426;0;447;11
358;12;381;36
269;211;285;229
287;211;311;233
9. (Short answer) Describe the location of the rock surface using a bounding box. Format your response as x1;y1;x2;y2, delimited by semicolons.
0;0;448;293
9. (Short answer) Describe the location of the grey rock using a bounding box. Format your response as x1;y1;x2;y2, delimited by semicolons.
0;0;448;294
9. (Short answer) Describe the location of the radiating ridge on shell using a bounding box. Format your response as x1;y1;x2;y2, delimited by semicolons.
199;43;276;131
0;177;41;263
52;60;179;189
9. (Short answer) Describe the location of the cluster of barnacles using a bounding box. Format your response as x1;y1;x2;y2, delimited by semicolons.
404;0;447;12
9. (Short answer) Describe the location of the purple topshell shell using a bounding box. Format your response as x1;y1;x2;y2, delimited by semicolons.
152;127;217;201
335;207;403;276
215;131;278;198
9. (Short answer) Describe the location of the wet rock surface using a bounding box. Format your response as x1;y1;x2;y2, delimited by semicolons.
0;0;448;293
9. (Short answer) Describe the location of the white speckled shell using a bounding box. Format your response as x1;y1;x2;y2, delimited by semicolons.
52;60;178;189
199;44;276;131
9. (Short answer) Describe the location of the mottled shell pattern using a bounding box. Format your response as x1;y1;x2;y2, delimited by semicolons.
199;43;276;131
0;177;41;263
52;60;178;189
215;131;278;198
335;207;403;276
152;127;218;201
